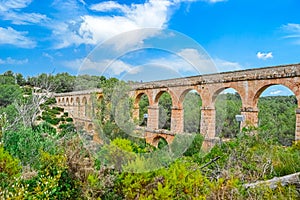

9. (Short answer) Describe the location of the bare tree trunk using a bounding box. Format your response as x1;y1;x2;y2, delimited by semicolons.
244;172;300;189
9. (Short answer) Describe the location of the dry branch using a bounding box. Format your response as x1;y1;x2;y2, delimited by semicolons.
244;172;300;189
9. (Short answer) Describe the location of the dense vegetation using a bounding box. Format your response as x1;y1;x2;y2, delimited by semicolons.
0;71;299;199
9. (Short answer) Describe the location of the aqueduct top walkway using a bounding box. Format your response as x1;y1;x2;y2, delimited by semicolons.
54;63;300;144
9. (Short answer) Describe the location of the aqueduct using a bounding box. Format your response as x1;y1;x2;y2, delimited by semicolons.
54;64;300;147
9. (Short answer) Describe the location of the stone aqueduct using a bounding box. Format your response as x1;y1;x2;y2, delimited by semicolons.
54;64;300;146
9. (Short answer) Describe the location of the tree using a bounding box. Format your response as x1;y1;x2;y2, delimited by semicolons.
53;73;75;93
15;73;26;86
0;84;22;107
0;74;15;85
183;92;201;133
258;95;297;145
138;94;149;126
215;93;242;137
158;92;172;130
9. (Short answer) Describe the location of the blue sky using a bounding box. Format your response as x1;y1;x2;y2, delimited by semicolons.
0;0;299;95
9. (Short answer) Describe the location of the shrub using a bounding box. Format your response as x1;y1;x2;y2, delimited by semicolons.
66;117;73;122
0;146;21;185
3;128;56;166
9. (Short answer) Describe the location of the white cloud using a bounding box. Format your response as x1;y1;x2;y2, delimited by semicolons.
89;1;129;13
256;52;273;60
206;0;227;3
42;53;54;61
282;23;300;35
177;48;217;73
77;0;171;46
1;12;48;25
78;0;86;6
0;0;48;25
64;58;141;76
0;27;36;48
0;0;33;11
124;48;216;75
0;57;28;65
282;23;300;44
49;21;87;49
213;58;242;72
49;0;227;49
270;90;282;95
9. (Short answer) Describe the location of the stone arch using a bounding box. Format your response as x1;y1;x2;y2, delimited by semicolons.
152;135;168;148
178;88;203;108
213;88;243;138
154;89;177;106
66;97;69;105
70;97;74;105
76;97;80;105
62;98;65;104
253;83;299;107
134;91;150;107
82;97;88;117
87;123;93;132
82;96;87;104
58;98;61;104
154;91;173;130
179;89;202;133
254;84;298;144
212;86;244;106
133;92;150;126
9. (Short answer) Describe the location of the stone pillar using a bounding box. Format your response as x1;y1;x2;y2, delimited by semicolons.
133;106;139;122
295;108;300;141
171;107;184;133
240;107;259;129
80;104;85;118
200;107;216;139
147;105;159;130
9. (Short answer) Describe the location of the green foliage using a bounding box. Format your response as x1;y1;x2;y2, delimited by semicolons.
99;138;137;171
215;93;242;137
0;71;18;85
245;184;298;199
157;137;168;149
73;74;106;91
202;133;300;182
95;79;135;140
3;128;56;166
52;72;75;93
44;97;57;106
183;133;204;157
1;151;79;199
0;84;23;107
120;160;212;199
66;117;73;122
1;72;299;199
183;91;202;133
158;92;172;130
138;94;149;126
258;95;297;146
0;146;21;188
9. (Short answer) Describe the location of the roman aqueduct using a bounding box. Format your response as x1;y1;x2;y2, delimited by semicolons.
54;64;300;147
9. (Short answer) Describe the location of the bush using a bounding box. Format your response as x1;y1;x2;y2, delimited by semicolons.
66;117;73;122
1;151;79;199
0;146;21;182
183;133;204;157
3;128;56;166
